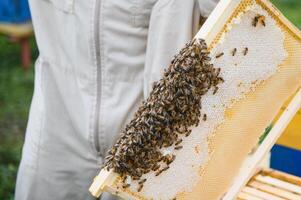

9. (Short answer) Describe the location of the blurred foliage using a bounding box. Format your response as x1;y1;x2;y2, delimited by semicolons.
0;39;35;134
0;35;37;200
0;134;23;200
272;0;301;28
0;0;300;199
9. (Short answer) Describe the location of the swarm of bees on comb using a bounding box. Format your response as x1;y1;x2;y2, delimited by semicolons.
102;13;267;193
103;38;224;192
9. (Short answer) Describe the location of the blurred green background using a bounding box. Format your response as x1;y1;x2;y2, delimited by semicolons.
0;0;300;199
0;36;37;200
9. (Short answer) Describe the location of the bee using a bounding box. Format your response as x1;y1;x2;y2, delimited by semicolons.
166;155;176;165
258;15;266;26
232;48;237;56
185;131;191;137
213;86;218;95
155;170;162;176
215;52;224;59
122;176;127;183
138;179;147;185
163;142;171;148
218;77;224;83
175;139;183;146
253;14;265;27
175;145;183;150
243;47;249;56
161;166;170;172
157;156;164;162
215;67;221;77
122;184;130;189
137;184;144;192
203;114;207;121
252;16;259;27
152;164;160;171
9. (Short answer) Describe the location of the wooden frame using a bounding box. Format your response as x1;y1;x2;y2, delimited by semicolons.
224;88;301;200
89;0;301;199
238;168;301;200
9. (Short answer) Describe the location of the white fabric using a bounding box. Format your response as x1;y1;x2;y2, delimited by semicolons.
15;0;219;200
198;0;220;17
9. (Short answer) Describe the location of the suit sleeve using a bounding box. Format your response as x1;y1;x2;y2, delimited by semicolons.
197;0;220;17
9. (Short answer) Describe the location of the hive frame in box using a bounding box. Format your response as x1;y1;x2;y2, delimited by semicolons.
238;168;301;199
89;0;301;199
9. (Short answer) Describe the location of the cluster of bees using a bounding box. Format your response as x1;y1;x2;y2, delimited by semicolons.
104;38;224;192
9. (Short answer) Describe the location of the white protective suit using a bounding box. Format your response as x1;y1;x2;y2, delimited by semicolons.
15;0;219;199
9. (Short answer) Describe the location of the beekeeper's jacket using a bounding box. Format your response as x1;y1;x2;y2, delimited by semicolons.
15;0;219;199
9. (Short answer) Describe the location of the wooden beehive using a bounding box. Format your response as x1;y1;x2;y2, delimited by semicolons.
238;168;301;200
89;0;301;199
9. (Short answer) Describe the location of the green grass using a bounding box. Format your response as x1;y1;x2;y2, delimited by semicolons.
0;39;35;132
0;1;300;199
0;36;37;200
0;134;24;200
272;0;301;28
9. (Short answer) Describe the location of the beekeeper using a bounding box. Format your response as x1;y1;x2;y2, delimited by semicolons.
15;0;219;199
